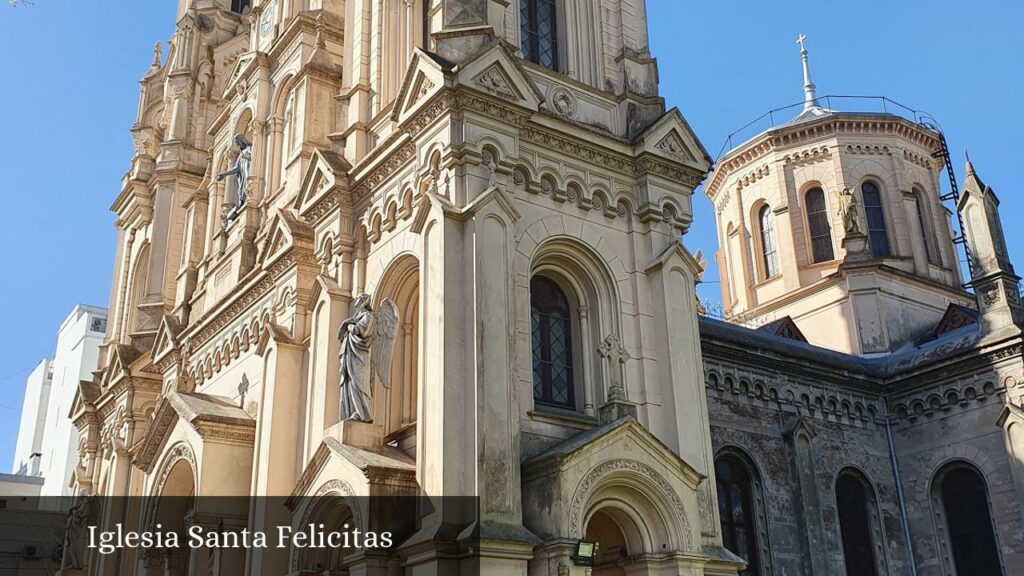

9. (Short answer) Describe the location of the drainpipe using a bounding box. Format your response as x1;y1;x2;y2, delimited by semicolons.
885;416;917;576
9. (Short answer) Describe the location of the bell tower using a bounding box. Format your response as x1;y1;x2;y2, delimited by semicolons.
704;36;973;355
959;158;1023;333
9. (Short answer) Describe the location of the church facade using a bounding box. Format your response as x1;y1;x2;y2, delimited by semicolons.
66;1;1023;575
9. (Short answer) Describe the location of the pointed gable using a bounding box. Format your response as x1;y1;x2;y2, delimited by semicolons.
295;148;352;220
455;43;542;111
933;303;979;338
636;108;712;171
259;208;316;270
391;48;453;124
758;316;809;343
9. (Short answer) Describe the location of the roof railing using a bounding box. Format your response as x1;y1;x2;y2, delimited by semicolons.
715;95;928;161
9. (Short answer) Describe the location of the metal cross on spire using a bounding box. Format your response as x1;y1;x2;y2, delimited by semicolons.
796;33;820;111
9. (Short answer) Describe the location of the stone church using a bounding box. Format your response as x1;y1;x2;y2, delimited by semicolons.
66;0;1023;575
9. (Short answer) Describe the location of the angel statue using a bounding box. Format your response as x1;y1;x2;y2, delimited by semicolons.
217;133;253;211
337;293;399;422
837;187;861;234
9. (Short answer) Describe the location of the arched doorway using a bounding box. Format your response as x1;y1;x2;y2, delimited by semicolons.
584;508;638;576
293;496;357;575
147;454;196;576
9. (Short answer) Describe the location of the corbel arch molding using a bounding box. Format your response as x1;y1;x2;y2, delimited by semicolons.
570;458;693;553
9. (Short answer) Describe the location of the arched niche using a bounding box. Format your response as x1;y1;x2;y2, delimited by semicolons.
373;254;420;450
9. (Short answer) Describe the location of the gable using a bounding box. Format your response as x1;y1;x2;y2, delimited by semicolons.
933;303;979;338
390;49;451;125
294;148;351;219
455;43;542;111
636;108;711;171
758;316;808;343
258;208;315;270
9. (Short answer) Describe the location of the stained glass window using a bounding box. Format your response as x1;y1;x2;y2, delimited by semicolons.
759;205;780;279
861;182;891;257
520;0;559;70
531;276;574;409
805;188;834;263
716;455;761;576
836;472;878;576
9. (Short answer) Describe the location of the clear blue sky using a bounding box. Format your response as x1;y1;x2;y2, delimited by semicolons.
0;1;1020;469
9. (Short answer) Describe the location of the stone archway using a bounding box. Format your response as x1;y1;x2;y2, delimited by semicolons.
292;480;362;575
144;445;197;576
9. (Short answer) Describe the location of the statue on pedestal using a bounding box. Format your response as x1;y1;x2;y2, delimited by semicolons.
837;187;860;234
217;134;253;213
337;293;399;422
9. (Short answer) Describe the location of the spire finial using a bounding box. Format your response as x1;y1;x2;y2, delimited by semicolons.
796;34;820;111
965;149;975;175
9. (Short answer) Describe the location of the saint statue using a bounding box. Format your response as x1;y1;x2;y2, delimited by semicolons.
61;493;96;570
837;187;860;234
337;293;399;422
217;133;253;211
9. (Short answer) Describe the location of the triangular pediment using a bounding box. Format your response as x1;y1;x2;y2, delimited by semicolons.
456;44;541;110
133;391;256;472
644;237;703;279
102;344;142;388
259;208;315;270
523;417;704;489
391;49;452;124
286;436;416;508
934;303;979;338
637;108;711;171
758;316;808;343
151;314;183;368
295;148;352;219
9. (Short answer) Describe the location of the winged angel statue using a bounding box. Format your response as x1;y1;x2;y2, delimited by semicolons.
338;293;399;422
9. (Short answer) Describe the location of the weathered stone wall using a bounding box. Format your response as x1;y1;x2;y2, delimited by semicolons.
702;320;1024;575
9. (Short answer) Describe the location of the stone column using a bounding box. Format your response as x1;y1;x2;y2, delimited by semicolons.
248;325;306;575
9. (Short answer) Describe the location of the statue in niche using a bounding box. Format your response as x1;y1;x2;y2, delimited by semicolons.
61;493;97;570
337;293;399;422
837;187;861;234
217;133;253;212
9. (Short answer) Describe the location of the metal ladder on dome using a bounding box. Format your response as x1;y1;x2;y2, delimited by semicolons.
922;119;975;286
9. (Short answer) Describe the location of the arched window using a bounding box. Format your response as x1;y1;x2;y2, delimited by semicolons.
913;192;935;264
861;182;891;257
716;454;762;576
531;276;574;409
520;0;559;70
836;470;880;576
758;205;780;279
935;463;1002;575
805;187;834;263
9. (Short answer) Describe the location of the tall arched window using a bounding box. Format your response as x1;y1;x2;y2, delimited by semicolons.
758;205;780;279
520;0;559;70
935;463;1002;575
531;276;574;409
861;182;891;257
716;453;762;576
913;192;935;264
835;470;880;576
805;187;835;263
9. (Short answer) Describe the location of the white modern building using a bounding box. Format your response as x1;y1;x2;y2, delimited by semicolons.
10;305;107;500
